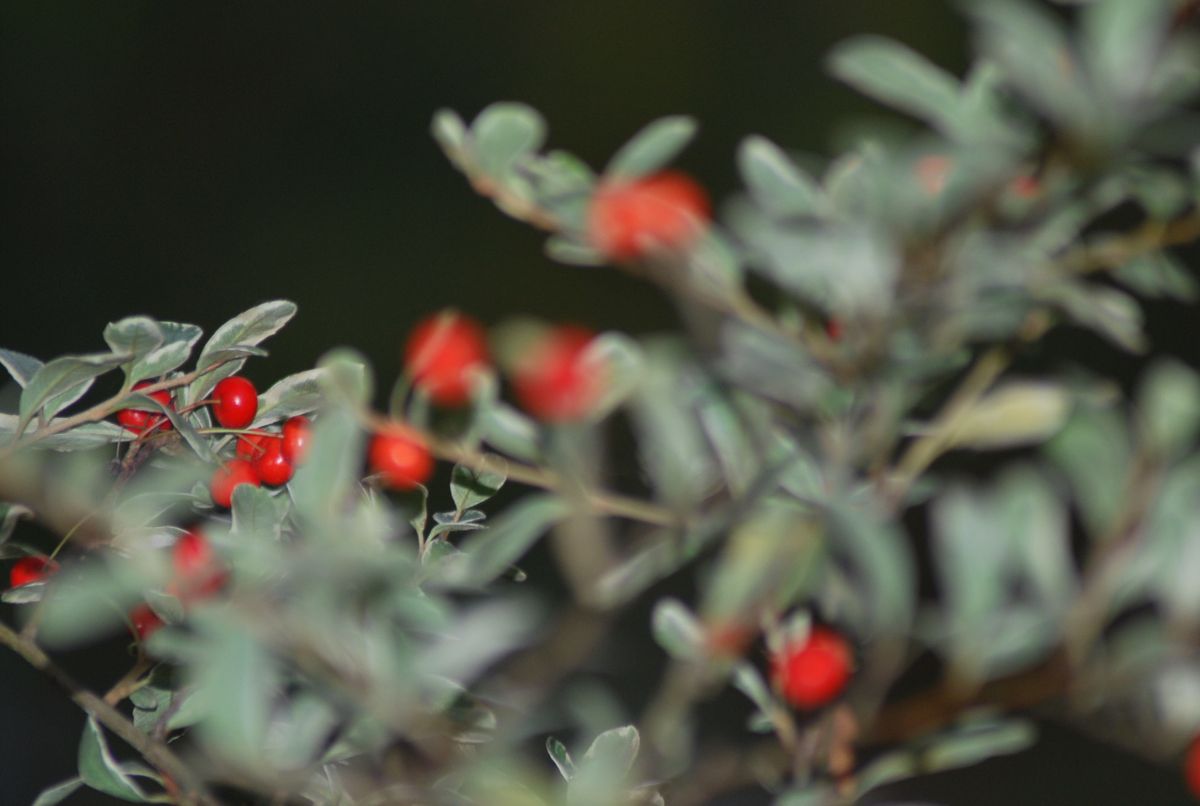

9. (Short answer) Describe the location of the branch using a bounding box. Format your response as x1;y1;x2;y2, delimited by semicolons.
0;620;219;806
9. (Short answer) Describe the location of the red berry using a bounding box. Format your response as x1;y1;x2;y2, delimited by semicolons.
1186;736;1200;798
587;171;710;262
1009;174;1041;200
116;381;174;434
368;426;433;490
170;530;226;601
281;416;311;463
512;326;604;422
915;154;952;196
9;556;58;588
404;311;490;406
129;603;164;641
253;436;294;486
210;458;261;508
771;627;853;709
826;318;843;342
235;432;269;460
212;376;258;429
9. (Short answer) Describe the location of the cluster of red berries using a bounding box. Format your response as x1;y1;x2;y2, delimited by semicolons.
770;626;854;710
586;171;710;262
204;376;313;508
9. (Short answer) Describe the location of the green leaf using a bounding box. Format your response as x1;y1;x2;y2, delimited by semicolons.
1047;282;1146;353
39;560;155;648
1115;251;1198;302
104;317;165;363
583;331;643;416
232;484;289;541
129;321;203;384
546;737;577;781
252;367;328;425
189;300;297;402
0;415;132;451
737;135;823;219
31;777;85;806
441;494;570;587
651;598;704;660
1137;360;1200;457
732;662;775;715
605;115;698;179
826;504;915;635
570;725;640;802
289;403;363;529
480;401;542;462
191;614;278;762
471;102;547;178
545;235;605;267
0;347;43;387
923;717;1037;772
78;717;151;802
19;351;129;425
1046;407;1131;536
431;108;469;163
0;502;32;544
121;392;213;462
938;381;1072;450
451;463;507;512
1082;0;1174;110
827;35;961;132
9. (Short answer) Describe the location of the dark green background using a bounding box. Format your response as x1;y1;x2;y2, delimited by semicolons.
1;2;1195;803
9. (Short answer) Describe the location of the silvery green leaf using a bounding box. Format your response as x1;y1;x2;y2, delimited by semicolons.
1115;251;1198;302
191;616;279;763
431;108;468;163
827;35;961;133
451;463;506;512
580;724;640;778
1081;0;1174;111
78;717;152;802
0;347;43;387
651;598;704;660
732;662;775;715
31;777;85;806
232;484;288;541
923;717;1037;772
439;494;569;587
129;321;203;384
480;401;542;462
189;299;297;402
1046;407;1131;536
471;102;547;179
545;235;605;267
252;367;328;425
0;503;32;543
103;317;164;362
1;579;47;604
38;560;154;648
1046;282;1146;353
583;331;643;415
738;135;823;218
605;115;698;179
1137;360;1200;457
121;392;213;462
20;352;129;425
0;415;132;451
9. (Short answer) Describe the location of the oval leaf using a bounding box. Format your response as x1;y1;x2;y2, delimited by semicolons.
606;115;698;179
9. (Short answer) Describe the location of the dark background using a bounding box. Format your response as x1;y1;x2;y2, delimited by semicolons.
1;2;1196;804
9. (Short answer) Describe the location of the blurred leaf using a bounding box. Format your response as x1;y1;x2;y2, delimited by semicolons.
39;560;155;648
854;750;919;796
772;786;836;806
827;504;915;635
605;116;698;179
451;463;507;512
20;352;129;425
546;737;576;781
1046;282;1147;353
252;368;329;425
2;579;47;604
471;102;547;179
31;777;84;806
189;299;297;402
545;235;605;267
1046;406;1130;536
431;108;469;163
651;598;705;660
78;718;152;802
442;494;569;587
1081;0;1175;111
103;317;164;363
290;397;363;530
481;401;542;462
923;717;1037;772
732;662;775;715
232;484;289;541
123;392;213;462
0;347;42;387
937;381;1071;450
0;502;32;543
191;615;278;763
583;331;643;416
738;135;823;219
1115;251;1198;302
570;725;640;804
129;322;203;385
1137;359;1200;457
827;35;961;133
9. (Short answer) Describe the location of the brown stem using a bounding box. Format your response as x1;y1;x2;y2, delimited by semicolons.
0;620;219;806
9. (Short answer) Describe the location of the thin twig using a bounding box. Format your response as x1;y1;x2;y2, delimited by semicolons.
0;620;219;806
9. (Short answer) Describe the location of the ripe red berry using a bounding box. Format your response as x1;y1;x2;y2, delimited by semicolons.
512;326;604;422
770;627;853;710
129;603;164;641
210;458;261;508
116;381;174;434
235;432;269;460
9;556;58;588
1185;736;1200;798
211;376;258;429
281;416;311;463
368;426;433;490
404;311;490;406
587;171;710;262
253;436;295;487
170;530;226;601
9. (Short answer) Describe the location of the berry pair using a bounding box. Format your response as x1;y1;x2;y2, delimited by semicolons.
210;415;311;508
116;381;175;434
405;311;606;423
130;530;227;642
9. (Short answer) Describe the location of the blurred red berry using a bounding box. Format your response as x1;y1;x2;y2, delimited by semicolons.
513;326;603;422
369;426;433;490
9;556;58;588
281;416;311;463
405;311;490;406
915;154;951;196
170;530;226;601
254;436;295;487
587;171;710;262
771;627;853;709
1186;736;1200;798
826;318;843;342
116;381;174;434
129;603;164;641
1010;174;1041;199
210;458;261;508
212;376;258;429
235;432;269;461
